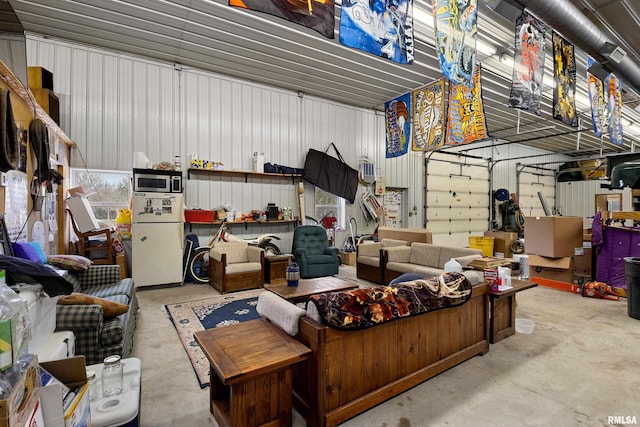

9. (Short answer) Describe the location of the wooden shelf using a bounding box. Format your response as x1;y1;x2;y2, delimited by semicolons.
185;219;298;231
186;219;298;225
187;167;301;182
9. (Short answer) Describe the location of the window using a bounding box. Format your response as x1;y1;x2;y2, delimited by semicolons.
71;169;132;227
314;188;345;229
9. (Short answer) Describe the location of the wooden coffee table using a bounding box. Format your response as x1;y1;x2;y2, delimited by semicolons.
264;276;359;304
194;318;311;427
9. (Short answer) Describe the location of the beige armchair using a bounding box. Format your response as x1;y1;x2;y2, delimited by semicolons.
208;241;265;293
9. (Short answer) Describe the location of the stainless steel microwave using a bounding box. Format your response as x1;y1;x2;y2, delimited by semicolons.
133;168;183;193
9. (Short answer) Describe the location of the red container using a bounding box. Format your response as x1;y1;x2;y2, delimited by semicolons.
185;209;215;223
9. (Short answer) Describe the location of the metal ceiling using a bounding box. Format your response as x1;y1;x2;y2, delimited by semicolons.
5;0;640;160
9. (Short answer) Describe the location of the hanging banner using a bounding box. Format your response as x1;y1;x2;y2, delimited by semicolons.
385;92;411;158
229;0;335;39
552;31;578;127
432;0;477;88
586;56;605;138
411;79;446;150
446;65;488;145
606;73;624;145
509;11;545;115
339;0;414;64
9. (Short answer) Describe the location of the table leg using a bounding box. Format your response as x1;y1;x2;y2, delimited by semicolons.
490;294;517;344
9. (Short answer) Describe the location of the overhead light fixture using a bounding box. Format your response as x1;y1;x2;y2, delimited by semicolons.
413;7;434;28
476;40;497;57
599;42;627;64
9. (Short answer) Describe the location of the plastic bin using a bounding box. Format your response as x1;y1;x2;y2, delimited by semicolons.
469;236;495;257
624;257;640;320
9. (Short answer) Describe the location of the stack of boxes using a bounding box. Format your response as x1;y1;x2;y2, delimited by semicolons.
27;66;60;126
524;216;584;283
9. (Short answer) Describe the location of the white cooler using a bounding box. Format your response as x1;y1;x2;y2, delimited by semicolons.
87;357;141;427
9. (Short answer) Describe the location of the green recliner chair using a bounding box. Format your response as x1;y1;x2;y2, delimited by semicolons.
292;225;340;278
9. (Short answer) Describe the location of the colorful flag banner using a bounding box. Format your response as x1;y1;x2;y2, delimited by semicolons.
432;0;477;88
552;31;578;127
229;0;335;39
509;11;545;115
412;79;446;150
606;73;624;145
586;56;605;138
446;65;488;145
339;0;414;64
385;92;411;158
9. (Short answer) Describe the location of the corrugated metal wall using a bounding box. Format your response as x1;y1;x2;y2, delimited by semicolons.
26;34;578;252
557;181;629;228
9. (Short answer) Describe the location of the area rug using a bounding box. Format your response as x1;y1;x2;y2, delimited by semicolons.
165;289;265;388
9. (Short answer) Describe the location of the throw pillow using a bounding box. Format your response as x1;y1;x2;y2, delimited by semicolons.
12;241;45;264
47;254;93;271
57;293;129;318
28;241;48;264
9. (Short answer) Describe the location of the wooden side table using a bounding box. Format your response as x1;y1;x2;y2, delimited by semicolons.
194;318;311;427
489;279;538;343
264;254;293;284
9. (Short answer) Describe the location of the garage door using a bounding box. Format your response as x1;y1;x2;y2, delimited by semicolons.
425;152;490;247
517;165;556;217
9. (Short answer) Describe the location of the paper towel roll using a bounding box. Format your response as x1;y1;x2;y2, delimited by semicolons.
134;152;151;169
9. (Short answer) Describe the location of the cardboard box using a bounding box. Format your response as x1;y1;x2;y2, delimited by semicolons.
340;251;356;266
40;357;91;427
483;231;519;258
0;354;41;427
528;255;575;283
31;88;60;125
377;227;432;244
524;216;583;258
66;196;100;233
28;66;54;91
574;247;593;277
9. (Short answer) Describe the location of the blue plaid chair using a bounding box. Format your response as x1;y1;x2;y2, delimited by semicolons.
56;264;138;365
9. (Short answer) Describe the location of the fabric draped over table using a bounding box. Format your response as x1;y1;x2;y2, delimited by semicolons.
307;272;472;330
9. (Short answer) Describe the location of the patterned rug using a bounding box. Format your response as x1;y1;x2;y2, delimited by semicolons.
165;289;265;388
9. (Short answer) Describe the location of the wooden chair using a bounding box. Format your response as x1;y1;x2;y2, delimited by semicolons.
66;208;114;264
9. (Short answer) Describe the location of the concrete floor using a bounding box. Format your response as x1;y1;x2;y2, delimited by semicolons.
131;266;640;427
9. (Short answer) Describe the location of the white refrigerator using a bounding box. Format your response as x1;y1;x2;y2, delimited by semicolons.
131;192;184;287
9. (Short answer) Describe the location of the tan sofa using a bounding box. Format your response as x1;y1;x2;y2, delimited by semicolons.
384;242;484;285
356;238;408;284
356;227;433;285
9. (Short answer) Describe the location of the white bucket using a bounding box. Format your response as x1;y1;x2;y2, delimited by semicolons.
515;318;535;334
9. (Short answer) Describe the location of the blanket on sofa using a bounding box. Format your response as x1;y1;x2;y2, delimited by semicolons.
307;272;472;330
